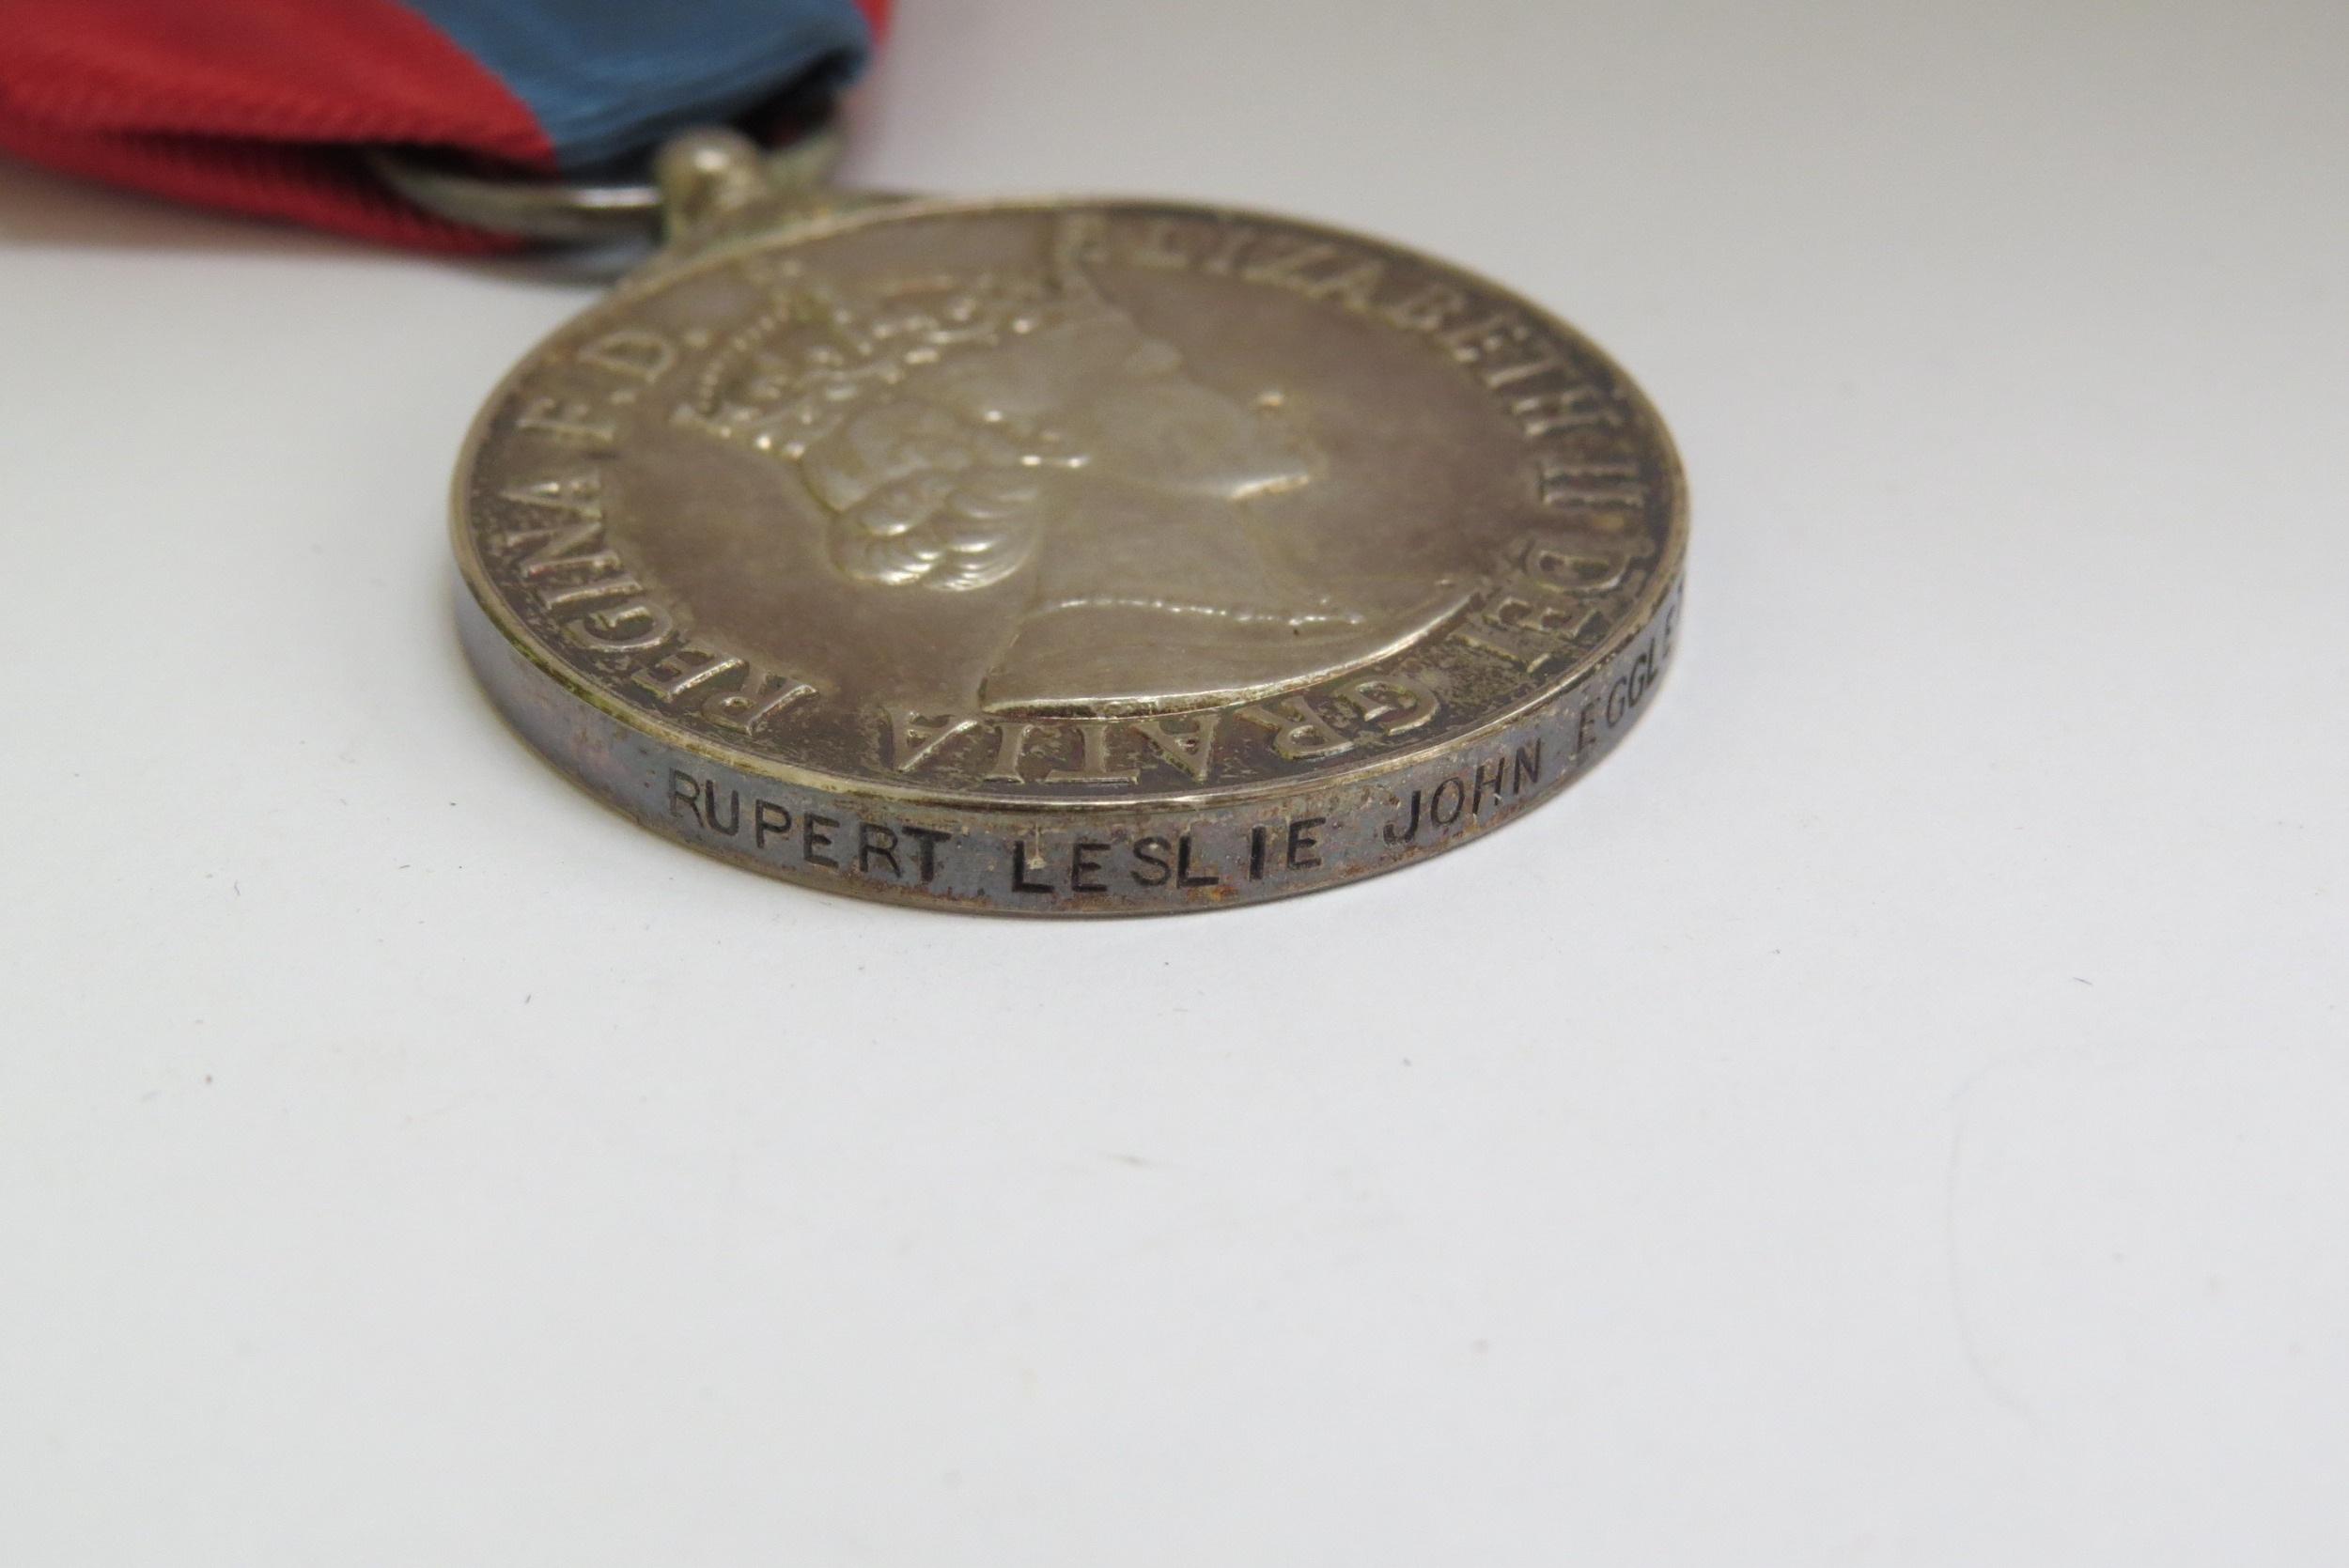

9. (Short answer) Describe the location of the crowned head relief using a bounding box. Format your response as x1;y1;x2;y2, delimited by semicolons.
675;216;1469;714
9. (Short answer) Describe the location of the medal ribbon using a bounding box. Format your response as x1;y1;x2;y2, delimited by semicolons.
0;0;889;251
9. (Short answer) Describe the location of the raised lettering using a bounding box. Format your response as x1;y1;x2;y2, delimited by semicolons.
536;575;640;612
1380;282;1468;334
887;706;981;772
579;329;677;384
1436;314;1530;365
1482;354;1563;390
1336;674;1439;735
491;514;607;578
1046;720;1141;784
633;642;746;706
1521;535;1639;597
498;473;602;516
1129;712;1221;783
516;396;617;447
1512;384;1617;438
1232;696;1354;760
986;721;1036;783
1538;456;1644;512
705;671;818;737
1301;259;1386;311
564;598;674;655
1453;608;1571;674
1242;241;1340;289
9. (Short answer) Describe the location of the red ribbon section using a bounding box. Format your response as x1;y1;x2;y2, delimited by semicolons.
0;0;888;250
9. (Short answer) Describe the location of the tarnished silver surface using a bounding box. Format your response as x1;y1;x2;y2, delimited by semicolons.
454;191;1687;913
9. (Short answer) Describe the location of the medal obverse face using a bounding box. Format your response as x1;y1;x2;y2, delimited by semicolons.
455;198;1686;913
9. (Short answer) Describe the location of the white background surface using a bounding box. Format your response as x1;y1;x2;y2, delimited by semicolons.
4;1;2346;1562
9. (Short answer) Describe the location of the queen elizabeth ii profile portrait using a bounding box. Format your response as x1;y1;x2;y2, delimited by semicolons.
675;214;1470;715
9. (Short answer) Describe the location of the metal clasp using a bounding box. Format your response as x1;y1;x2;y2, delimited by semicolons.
366;117;849;246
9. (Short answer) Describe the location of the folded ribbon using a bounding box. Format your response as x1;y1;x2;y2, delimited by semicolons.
0;0;887;250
